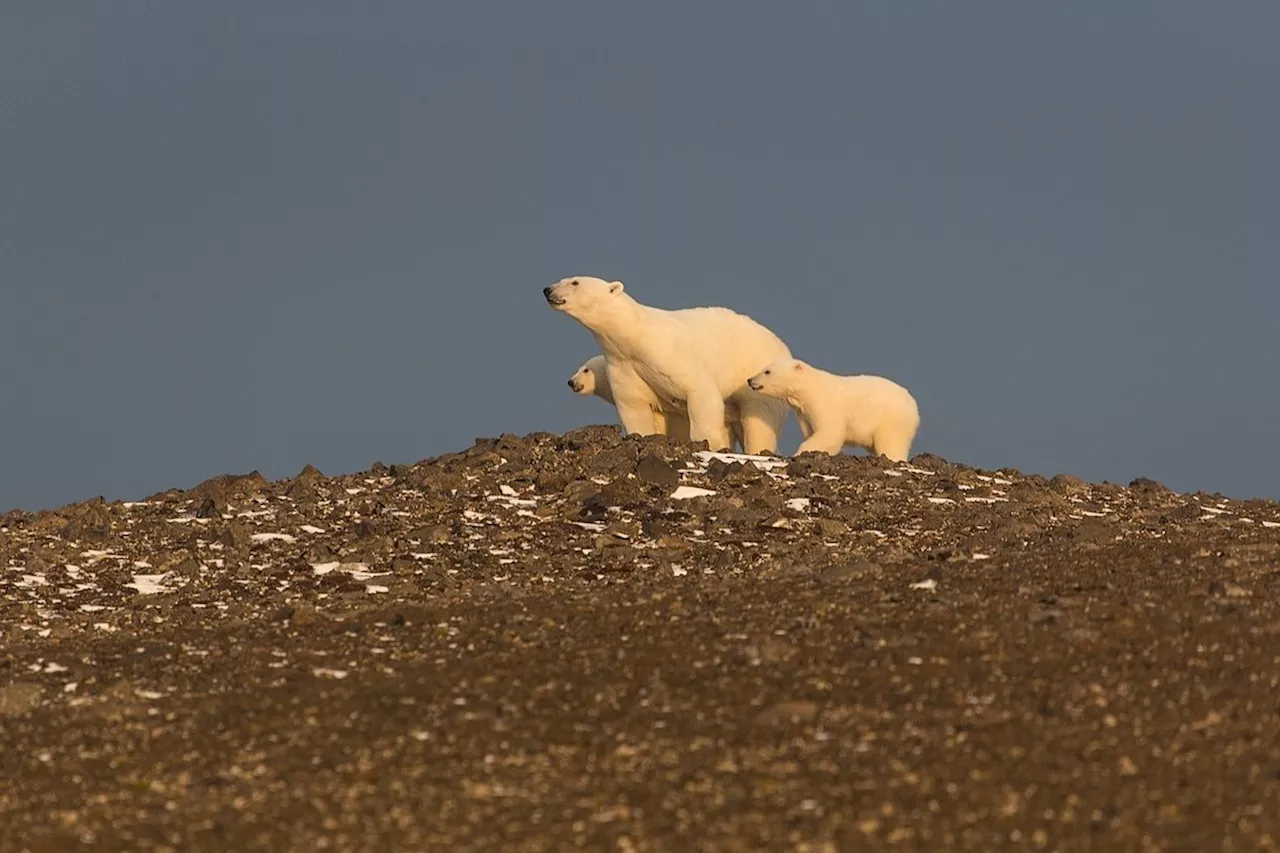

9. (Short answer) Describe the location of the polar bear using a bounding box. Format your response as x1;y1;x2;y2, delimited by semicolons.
747;357;920;462
568;354;746;450
545;277;791;453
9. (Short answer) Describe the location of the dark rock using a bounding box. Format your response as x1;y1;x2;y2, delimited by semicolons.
296;464;324;481
820;561;878;583
586;444;641;478
816;518;849;538
561;480;601;509
716;461;766;486
535;469;570;493
584;479;649;515
0;683;44;717
704;458;738;482
406;525;451;544
635;455;680;489
286;478;317;500
289;604;322;626
195;496;222;519
785;454;845;479
61;500;112;542
189;471;269;502
760;561;815;580
218;521;251;549
559;425;622;452
496;433;530;455
754;700;820;726
307;542;337;562
1049;474;1089;495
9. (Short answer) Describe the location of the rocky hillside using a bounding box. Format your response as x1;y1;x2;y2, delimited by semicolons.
2;427;1279;851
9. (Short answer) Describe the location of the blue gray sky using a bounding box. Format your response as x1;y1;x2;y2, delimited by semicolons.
3;3;1278;511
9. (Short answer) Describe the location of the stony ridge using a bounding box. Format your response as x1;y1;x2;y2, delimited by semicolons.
2;427;1279;851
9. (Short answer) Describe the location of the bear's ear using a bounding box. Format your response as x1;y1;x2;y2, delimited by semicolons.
793;361;805;372
609;280;624;295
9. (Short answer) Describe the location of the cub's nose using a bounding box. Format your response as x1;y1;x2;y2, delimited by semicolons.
567;379;575;388
543;286;554;298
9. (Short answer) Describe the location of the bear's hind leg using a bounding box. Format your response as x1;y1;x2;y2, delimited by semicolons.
795;432;845;456
737;394;787;455
659;408;692;443
614;400;660;435
872;426;915;464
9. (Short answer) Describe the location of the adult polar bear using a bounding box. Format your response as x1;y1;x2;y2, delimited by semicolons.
545;277;791;454
568;355;746;450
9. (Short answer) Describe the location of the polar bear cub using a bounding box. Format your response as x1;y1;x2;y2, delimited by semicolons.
747;357;920;462
568;355;746;450
545;276;791;454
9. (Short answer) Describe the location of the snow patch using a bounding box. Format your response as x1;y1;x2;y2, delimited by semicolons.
671;486;717;500
250;532;297;544
126;574;172;595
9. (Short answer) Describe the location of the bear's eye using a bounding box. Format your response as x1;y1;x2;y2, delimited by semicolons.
571;280;580;286
764;369;771;375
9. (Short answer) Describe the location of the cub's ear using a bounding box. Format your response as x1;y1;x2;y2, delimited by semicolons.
793;361;805;372
609;280;624;295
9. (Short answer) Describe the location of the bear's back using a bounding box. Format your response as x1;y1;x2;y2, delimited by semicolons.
665;305;789;353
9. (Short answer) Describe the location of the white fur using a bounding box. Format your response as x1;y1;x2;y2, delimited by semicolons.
747;357;920;462
546;277;791;453
568;354;746;450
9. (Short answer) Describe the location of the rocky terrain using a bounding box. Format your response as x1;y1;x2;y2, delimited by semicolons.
2;426;1279;852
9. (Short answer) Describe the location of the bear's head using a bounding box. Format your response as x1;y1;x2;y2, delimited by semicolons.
543;276;626;325
568;355;607;396
747;357;807;397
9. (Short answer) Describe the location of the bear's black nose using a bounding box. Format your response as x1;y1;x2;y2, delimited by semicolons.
543;286;553;297
567;379;574;388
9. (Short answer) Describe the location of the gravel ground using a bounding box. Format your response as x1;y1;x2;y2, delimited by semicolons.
2;427;1278;852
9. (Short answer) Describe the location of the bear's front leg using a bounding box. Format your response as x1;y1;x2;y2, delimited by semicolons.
685;388;732;451
607;361;662;436
795;411;816;440
795;430;845;456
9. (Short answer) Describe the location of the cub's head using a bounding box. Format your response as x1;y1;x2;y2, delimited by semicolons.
568;355;607;396
747;357;807;396
542;276;626;324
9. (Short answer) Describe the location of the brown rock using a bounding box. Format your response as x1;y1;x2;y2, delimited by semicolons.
0;683;43;717
754;700;820;726
635;455;680;489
